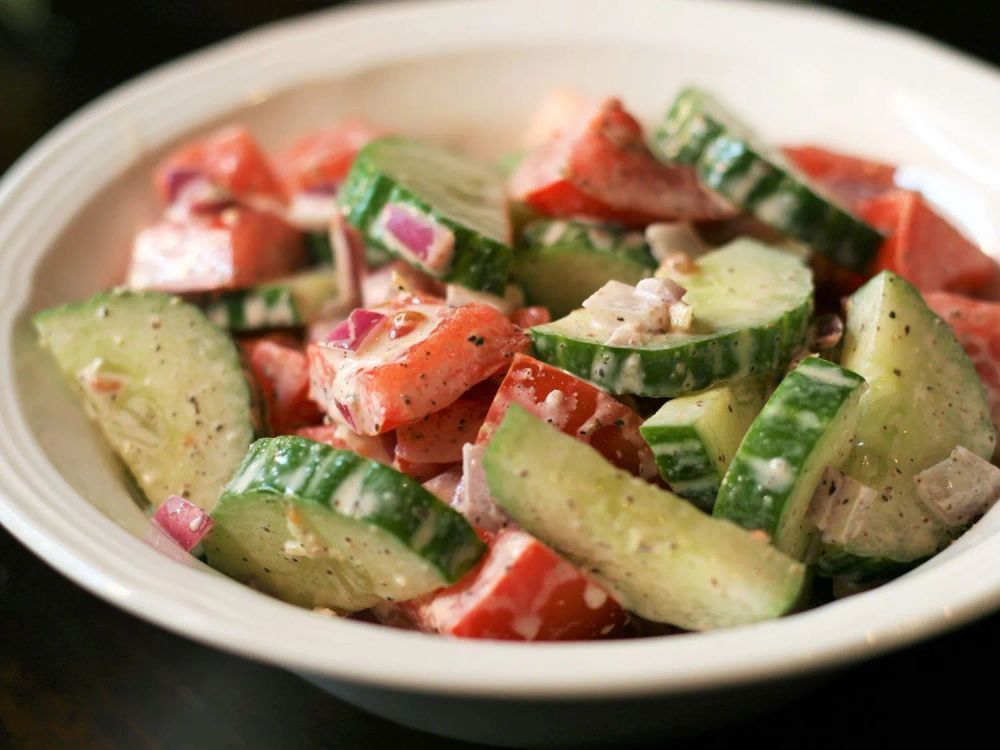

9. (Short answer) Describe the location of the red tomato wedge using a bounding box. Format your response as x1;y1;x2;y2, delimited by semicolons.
294;423;395;465
923;291;1000;451
241;336;322;435
402;529;626;641
154;126;287;206
392;456;458;482
509;98;733;226
396;397;491;465
126;207;306;293
782;145;896;210
510;305;551;329
859;190;999;295
275;118;387;194
308;301;528;435
477;353;657;479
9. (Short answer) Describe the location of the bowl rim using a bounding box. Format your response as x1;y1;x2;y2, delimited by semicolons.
3;0;1000;700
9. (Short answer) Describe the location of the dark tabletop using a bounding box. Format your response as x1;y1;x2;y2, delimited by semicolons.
1;2;998;748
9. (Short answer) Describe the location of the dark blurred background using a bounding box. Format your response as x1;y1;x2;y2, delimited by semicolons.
1;1;998;748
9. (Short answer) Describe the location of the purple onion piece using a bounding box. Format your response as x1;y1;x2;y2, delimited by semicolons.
152;495;214;552
384;204;435;261
326;308;386;351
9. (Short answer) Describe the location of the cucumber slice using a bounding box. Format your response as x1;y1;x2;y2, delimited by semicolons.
33;290;254;510
815;272;995;575
203;269;339;332
514;219;656;318
530;239;812;397
205;436;485;611
713;357;867;560
338;136;513;295
484;406;806;630
653;88;883;272
640;378;766;511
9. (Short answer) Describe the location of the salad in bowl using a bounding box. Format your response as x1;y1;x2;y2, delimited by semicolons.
31;84;1000;641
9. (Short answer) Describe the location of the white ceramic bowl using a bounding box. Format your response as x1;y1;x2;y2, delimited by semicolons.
4;1;1000;746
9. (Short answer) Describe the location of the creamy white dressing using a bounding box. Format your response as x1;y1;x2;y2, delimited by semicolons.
745;455;795;494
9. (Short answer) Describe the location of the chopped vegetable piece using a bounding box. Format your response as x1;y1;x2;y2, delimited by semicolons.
782;145;896;210
645;222;706;264
510;98;733;226
859;190;999;295
154;125;287;207
275;118;387;194
807;466;879;548
924;291;1000;451
241;335;321;435
513;218;656;318
453;442;512;532
309;299;527;434
396;397;491;465
640;378;767;511
478;353;657;479
33;290;255;510
914;446;1000;526
127;208;306;294
152;495;214;552
339;137;513;294
816;273;995;575
714;358;867;560
206;436;485;611
403;529;627;641
520;87;594;149
485;406;806;630
654;88;883;271
203;268;339;331
510;305;551;329
531;239;813;397
361;260;445;308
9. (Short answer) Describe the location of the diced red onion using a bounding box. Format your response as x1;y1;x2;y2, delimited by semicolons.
384;204;436;260
914;445;1000;526
323;210;367;319
807;466;877;546
452;443;513;533
151;495;214;552
326;308;386;351
334;400;357;430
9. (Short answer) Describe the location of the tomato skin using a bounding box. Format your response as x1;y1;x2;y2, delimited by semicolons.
510;98;732;226
241;336;322;435
859;190;999;295
510;306;551;329
923;291;1000;454
126;207;306;293
275;118;387;194
308;302;529;435
154;126;287;206
396;397;491;465
478;353;657;479
402;529;627;641
783;145;896;210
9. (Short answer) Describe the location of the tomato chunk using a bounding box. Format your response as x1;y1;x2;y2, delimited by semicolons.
308;301;528;435
510;305;551;329
477;353;656;479
403;529;626;641
923;291;1000;452
859;190;998;295
242;336;322;435
509;98;732;226
294;423;395;465
127;207;306;293
154;126;287;206
275;118;387;194
396;397;491;465
783;145;896;210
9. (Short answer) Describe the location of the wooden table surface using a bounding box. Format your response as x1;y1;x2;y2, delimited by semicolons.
1;1;998;748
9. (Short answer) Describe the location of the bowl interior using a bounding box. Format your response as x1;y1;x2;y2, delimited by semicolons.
5;0;1000;697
